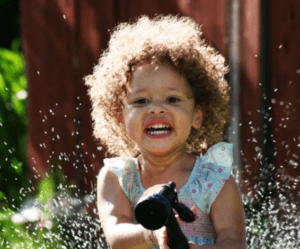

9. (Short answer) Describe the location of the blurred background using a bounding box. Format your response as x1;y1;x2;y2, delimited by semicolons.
0;0;300;248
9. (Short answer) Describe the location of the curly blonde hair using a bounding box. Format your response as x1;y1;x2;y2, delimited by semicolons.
85;15;230;157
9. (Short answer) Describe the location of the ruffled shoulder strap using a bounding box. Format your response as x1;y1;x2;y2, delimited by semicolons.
103;157;142;202
188;142;233;214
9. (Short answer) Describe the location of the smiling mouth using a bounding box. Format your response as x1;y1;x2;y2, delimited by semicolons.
145;124;173;136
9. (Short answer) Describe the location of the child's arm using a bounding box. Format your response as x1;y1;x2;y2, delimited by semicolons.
189;175;246;249
97;166;168;249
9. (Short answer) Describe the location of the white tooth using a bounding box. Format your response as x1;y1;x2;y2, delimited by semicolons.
148;130;170;135
147;123;171;129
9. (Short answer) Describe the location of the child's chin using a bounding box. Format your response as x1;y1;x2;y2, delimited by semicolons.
148;147;170;155
146;143;174;155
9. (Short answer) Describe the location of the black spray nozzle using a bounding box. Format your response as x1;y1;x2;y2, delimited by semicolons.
134;182;195;249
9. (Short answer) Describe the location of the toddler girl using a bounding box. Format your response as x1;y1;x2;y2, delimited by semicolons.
85;15;246;249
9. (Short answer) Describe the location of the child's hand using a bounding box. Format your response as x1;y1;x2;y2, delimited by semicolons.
188;242;200;249
175;205;198;226
146;226;169;249
150;206;198;248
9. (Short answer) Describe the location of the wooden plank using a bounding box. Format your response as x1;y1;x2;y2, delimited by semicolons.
117;0;227;56
21;0;79;189
268;0;300;196
21;0;52;187
117;0;180;22
239;0;262;197
77;0;114;194
190;0;227;56
44;0;78;185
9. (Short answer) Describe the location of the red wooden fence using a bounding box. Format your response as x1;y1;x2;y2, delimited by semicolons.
21;0;300;201
268;0;300;198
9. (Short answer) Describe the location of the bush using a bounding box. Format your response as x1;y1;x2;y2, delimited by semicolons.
0;41;28;208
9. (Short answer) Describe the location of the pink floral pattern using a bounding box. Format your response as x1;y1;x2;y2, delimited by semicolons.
103;142;233;247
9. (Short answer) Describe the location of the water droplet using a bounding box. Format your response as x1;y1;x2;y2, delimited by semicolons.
16;90;28;99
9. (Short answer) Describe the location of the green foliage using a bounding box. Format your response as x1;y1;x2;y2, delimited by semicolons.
0;44;28;207
0;178;66;249
36;174;56;204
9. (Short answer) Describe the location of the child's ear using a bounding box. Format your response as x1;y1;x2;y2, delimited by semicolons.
117;112;124;125
192;105;205;129
113;109;124;126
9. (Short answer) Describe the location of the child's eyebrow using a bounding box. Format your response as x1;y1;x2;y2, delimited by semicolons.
131;87;182;94
167;87;181;91
130;88;147;95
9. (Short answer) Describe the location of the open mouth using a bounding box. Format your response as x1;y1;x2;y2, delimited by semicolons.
145;123;173;136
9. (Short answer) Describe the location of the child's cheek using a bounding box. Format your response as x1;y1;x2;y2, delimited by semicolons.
124;110;142;138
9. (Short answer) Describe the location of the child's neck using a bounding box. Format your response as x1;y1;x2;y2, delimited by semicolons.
137;150;196;189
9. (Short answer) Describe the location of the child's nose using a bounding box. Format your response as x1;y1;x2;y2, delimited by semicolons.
148;102;166;115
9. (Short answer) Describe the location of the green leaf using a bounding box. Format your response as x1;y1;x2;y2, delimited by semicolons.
36;175;56;204
0;45;28;208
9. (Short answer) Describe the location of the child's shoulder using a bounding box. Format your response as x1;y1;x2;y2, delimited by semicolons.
102;157;143;202
187;142;234;213
200;142;233;168
103;157;139;175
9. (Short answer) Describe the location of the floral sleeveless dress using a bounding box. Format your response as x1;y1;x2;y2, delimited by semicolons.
103;142;233;247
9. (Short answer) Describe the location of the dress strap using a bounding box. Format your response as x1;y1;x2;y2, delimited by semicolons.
188;142;233;214
103;157;142;202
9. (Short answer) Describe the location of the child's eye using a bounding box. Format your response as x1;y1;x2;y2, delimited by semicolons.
134;98;149;104
167;97;180;103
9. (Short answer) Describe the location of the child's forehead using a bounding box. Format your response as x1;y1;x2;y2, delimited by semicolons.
132;61;164;72
129;62;179;85
126;62;194;97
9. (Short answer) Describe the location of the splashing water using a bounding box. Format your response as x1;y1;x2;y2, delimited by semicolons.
1;106;300;248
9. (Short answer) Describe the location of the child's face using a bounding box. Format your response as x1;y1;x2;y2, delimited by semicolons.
122;63;204;156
